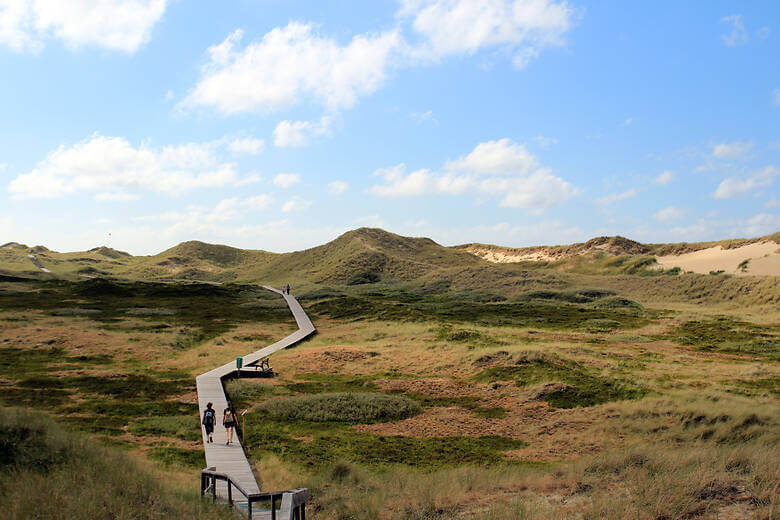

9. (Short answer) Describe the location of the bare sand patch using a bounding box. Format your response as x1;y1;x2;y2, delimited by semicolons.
655;241;779;276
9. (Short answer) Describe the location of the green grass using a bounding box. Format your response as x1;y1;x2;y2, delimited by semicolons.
307;286;650;331
473;352;647;408
148;446;205;468
18;374;194;400
0;278;295;356
659;317;780;360
391;392;508;418
244;416;526;468
728;377;779;396
129;416;201;441
285;373;380;394
259;392;421;424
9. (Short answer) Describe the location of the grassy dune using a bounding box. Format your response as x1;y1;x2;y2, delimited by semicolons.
1;229;778;518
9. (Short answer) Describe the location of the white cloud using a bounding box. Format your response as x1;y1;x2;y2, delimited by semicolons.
399;0;576;69
409;109;438;125
765;197;780;209
444;138;536;175
281;196;311;213
6;134;254;199
721;14;748;47
0;0;167;53
713;166;778;199
534;135;557;148
181;24;403;114
757;26;770;39
712;141;753;159
654;171;674;185
622;117;633;126
181;1;576;116
773;88;780;107
273;117;331;147
227;137;264;155
244;194;272;210
482;168;576;211
272;173;301;189
743;213;780;237
653;206;683;223
371;164;433;197
595;188;637;205
327;181;348;195
94;192;139;202
235;173;263;186
370;138;576;211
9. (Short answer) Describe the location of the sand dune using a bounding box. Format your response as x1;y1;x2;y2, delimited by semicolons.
655;241;780;276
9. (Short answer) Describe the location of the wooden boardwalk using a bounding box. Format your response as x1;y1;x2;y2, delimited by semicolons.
196;286;315;507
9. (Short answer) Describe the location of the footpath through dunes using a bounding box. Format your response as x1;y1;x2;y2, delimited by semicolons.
196;285;315;517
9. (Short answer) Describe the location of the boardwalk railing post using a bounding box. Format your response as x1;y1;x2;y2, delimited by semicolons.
211;474;217;502
247;499;252;519
271;495;277;520
227;480;232;505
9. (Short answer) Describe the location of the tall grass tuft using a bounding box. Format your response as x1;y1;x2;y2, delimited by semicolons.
0;408;232;519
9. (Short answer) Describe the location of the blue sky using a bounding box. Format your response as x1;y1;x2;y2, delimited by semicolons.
0;0;778;254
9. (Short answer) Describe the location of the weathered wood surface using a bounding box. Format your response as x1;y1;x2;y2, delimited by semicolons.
195;286;315;504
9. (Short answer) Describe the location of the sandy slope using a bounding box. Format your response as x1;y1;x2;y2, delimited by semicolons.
655;241;780;276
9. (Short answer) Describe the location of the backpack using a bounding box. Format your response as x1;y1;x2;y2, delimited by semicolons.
203;409;215;425
224;410;234;423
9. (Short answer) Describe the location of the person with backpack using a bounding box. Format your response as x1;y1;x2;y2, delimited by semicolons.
202;402;215;443
223;407;236;445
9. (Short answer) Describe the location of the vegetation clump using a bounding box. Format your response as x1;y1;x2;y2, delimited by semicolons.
660;317;780;360
474;352;646;408
259;392;421;423
224;379;289;409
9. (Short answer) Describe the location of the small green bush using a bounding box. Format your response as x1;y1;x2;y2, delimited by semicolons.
259;392;421;423
225;379;289;409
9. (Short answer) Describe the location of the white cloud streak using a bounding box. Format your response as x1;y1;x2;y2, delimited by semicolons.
595;188;637;205
712;141;753;159
653;206;683;223
713;166;778;199
226;137;264;155
654;171;674;185
721;14;748;47
281;196;311;213
272;173;301;189
273;117;331;147
327;181;348;195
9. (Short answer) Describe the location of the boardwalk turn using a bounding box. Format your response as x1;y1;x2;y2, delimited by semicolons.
196;286;315;503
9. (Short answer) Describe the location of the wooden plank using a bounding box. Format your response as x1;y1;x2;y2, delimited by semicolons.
196;286;316;501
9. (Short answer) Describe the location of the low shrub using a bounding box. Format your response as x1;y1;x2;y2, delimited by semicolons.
259;392;421;423
225;379;289;409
